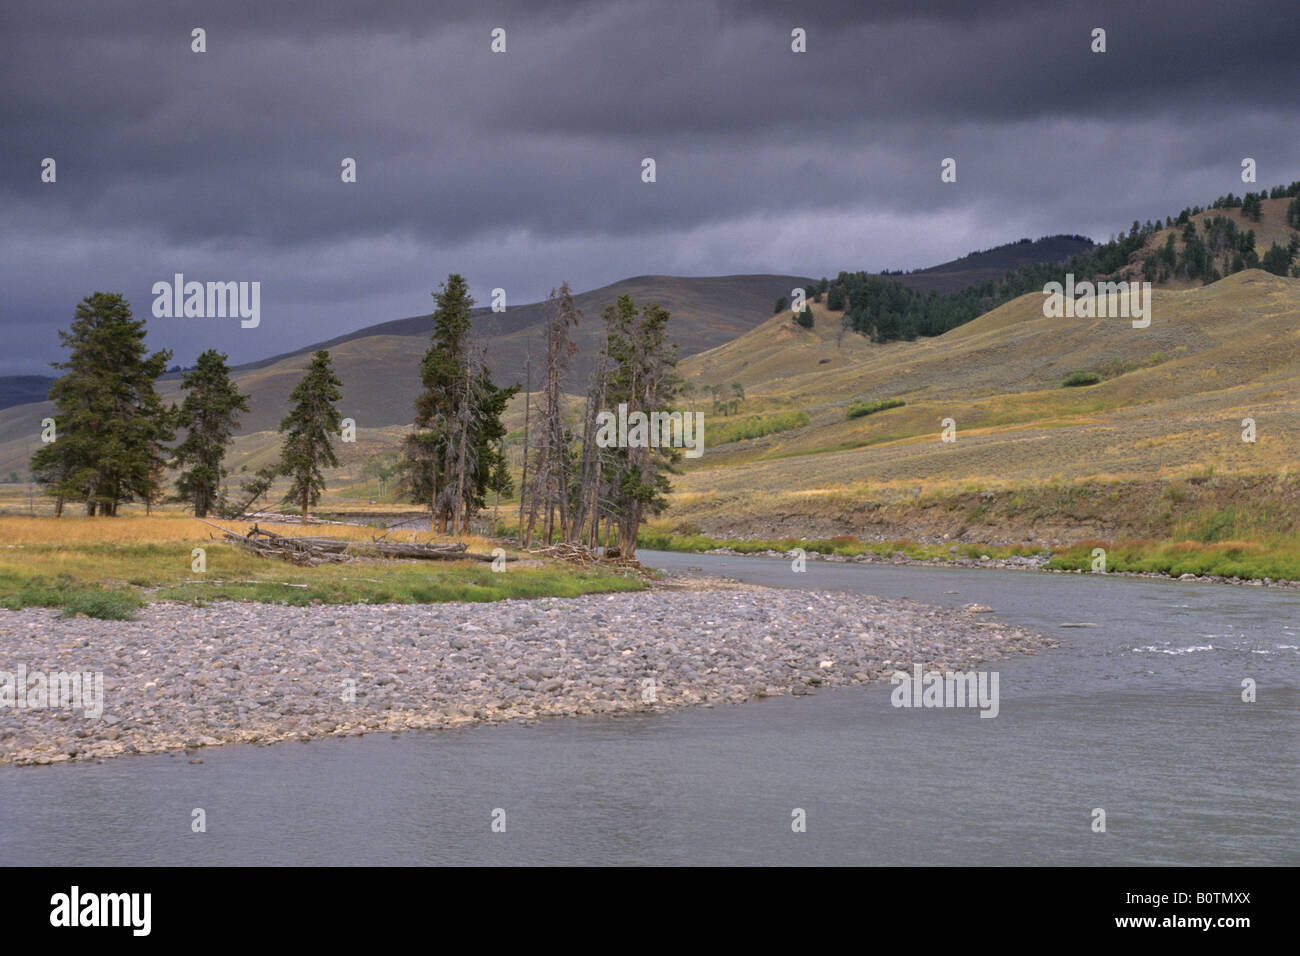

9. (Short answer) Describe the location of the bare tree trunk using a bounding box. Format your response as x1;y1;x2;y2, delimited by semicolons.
572;335;609;546
427;431;444;534
518;353;531;545
528;283;580;547
492;460;501;536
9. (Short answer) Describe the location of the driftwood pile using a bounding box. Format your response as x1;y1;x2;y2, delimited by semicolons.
532;542;644;571
532;542;601;566
200;520;502;567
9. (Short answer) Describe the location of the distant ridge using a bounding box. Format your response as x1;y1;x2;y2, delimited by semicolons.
882;235;1095;294
0;376;54;412
0;234;1119;451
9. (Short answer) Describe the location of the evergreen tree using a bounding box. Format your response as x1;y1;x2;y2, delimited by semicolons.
171;349;250;517
1261;242;1293;277
600;294;681;557
276;350;343;521
30;292;172;516
402;274;517;532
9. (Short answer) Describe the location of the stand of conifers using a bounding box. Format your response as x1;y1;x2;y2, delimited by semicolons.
516;283;680;559
30;279;680;561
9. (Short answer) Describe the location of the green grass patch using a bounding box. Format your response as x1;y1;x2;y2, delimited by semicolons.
154;562;642;606
846;398;906;419
637;529;1040;562
1048;537;1300;581
0;542;644;611
0;571;143;620
706;411;810;445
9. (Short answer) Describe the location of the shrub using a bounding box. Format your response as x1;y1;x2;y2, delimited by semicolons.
846;398;905;420
1062;370;1101;387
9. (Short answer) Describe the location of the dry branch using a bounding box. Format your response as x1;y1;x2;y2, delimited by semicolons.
195;518;506;566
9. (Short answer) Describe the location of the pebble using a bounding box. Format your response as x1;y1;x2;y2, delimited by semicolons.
0;582;1055;766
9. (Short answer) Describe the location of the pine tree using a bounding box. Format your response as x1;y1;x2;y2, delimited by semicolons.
403;274;517;533
1261;242;1293;277
31;292;173;516
600;294;681;557
171;349;250;517
276;350;343;521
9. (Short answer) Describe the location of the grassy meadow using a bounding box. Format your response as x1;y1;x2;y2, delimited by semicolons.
0;512;643;620
639;267;1300;581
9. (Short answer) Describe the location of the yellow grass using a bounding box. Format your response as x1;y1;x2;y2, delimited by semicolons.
0;513;503;554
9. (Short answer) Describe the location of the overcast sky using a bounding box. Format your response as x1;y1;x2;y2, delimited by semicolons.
2;0;1297;374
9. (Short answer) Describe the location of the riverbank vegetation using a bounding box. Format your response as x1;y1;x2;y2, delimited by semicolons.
0;515;643;619
640;475;1300;584
637;524;1300;583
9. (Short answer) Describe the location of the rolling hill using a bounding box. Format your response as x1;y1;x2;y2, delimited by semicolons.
670;269;1300;543
0;233;1100;476
0;274;811;476
1119;195;1300;289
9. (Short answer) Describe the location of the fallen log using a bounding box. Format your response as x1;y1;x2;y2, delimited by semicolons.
194;518;507;565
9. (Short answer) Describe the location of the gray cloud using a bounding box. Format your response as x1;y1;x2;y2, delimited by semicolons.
1;0;1297;373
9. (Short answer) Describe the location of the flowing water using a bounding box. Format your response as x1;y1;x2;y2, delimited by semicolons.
1;552;1295;865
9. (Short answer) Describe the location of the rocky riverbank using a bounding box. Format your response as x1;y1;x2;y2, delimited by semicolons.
698;546;1052;572
0;579;1055;766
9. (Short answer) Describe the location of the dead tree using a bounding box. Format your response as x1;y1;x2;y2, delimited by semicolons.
571;334;610;547
517;352;531;544
522;283;579;547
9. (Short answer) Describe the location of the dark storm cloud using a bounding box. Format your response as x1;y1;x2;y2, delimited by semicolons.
1;0;1297;373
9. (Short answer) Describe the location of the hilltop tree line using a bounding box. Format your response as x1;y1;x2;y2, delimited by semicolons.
808;181;1300;344
1143;182;1300;283
1140;217;1300;284
31;276;682;556
814;227;1153;343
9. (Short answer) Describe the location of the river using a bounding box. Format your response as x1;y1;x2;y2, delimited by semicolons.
1;551;1295;865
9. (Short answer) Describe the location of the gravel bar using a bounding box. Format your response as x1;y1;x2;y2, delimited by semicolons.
0;580;1056;766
